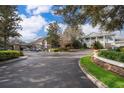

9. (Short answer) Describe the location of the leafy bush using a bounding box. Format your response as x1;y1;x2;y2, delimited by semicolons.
72;40;83;49
82;43;87;48
120;47;124;52
112;47;121;52
0;50;23;61
112;47;124;52
65;44;71;49
50;48;69;52
98;50;124;62
92;41;103;49
50;48;59;52
60;48;69;51
20;51;24;56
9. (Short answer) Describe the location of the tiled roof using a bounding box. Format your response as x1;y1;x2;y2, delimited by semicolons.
31;38;45;45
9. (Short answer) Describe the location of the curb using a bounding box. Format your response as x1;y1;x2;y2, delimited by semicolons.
78;59;108;88
0;56;28;65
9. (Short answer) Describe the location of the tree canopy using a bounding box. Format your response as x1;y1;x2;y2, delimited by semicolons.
46;22;61;48
53;5;124;32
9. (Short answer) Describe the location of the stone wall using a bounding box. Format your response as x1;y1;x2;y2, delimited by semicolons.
92;56;124;77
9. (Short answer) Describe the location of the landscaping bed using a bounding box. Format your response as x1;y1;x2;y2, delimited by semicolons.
92;55;124;77
98;50;124;63
49;48;69;52
49;48;86;52
80;56;124;88
0;50;24;61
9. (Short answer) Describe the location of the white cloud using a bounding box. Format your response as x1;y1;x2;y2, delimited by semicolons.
113;30;124;38
18;14;47;42
26;5;52;15
81;24;100;35
58;23;67;33
17;5;53;42
26;5;39;11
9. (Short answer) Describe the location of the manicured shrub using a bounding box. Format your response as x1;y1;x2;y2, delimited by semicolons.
0;50;23;61
59;48;69;51
82;43;87;48
113;47;124;52
50;48;69;52
72;40;83;49
93;41;103;49
98;50;124;63
20;51;24;56
50;48;59;52
115;47;121;52
120;47;124;52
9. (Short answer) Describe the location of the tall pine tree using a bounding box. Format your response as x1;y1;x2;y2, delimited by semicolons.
0;5;22;50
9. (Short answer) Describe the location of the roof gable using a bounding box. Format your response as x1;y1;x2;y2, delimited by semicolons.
84;32;115;38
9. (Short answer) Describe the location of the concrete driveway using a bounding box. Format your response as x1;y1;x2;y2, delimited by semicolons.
0;49;96;88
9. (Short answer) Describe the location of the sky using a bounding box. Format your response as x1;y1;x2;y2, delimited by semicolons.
17;5;64;42
17;5;124;42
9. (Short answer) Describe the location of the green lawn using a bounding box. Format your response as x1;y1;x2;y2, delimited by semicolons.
80;56;124;88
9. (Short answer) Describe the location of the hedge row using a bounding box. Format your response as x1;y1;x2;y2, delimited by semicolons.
98;50;124;63
50;48;69;52
0;50;23;61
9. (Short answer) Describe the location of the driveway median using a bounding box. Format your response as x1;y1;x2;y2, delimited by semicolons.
79;56;124;88
78;59;107;88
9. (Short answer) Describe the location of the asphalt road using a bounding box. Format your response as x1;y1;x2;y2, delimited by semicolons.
0;50;96;88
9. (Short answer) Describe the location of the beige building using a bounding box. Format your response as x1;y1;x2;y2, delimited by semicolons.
9;37;27;50
30;38;50;51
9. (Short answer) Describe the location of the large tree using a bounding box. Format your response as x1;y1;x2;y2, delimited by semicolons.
46;22;61;48
0;5;22;50
61;25;84;48
53;5;124;32
53;5;85;26
53;6;85;48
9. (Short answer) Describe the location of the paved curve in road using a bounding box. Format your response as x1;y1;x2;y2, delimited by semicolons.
0;50;96;88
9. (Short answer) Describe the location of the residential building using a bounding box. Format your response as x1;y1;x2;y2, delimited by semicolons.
30;38;50;51
82;32;124;48
112;37;124;47
9;37;27;50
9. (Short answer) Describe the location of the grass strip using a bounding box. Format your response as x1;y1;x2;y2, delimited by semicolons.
80;56;124;88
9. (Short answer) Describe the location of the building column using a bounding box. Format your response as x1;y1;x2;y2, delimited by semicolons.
113;36;115;42
96;36;98;41
103;36;106;48
90;37;92;47
112;36;116;48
